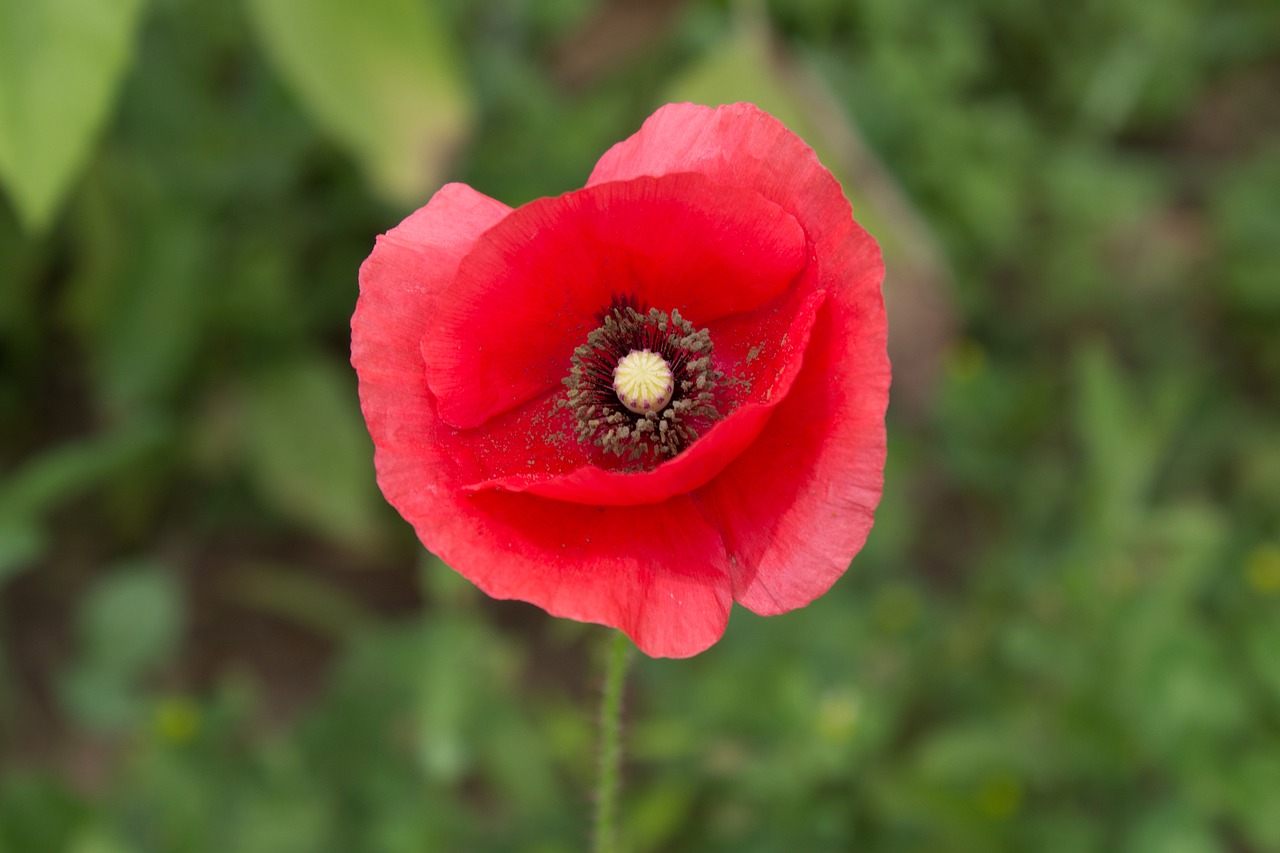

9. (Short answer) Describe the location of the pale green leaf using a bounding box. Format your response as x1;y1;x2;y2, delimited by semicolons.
77;560;182;675
0;422;166;583
224;562;376;638
245;0;472;205
1074;343;1156;538
245;357;382;551
68;205;211;416
66;827;136;853
1124;805;1223;853
0;520;44;587
0;420;166;521
59;560;183;730
0;0;146;231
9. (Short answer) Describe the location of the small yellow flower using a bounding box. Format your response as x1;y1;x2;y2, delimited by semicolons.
946;339;987;384
1245;544;1280;596
976;774;1022;820
816;689;861;745
154;696;200;744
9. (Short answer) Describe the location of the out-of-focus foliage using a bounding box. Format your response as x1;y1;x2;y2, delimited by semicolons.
0;0;147;231
245;0;472;206
2;0;1279;851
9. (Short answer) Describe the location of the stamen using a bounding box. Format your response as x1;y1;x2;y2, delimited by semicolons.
562;304;723;464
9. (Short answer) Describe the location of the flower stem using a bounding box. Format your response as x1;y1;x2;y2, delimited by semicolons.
593;629;633;853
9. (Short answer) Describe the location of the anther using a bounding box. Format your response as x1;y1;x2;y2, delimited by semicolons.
561;303;723;463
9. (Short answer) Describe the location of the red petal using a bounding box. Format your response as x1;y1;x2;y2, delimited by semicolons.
590;102;841;217
592;102;890;611
352;183;512;451
422;172;806;429
376;469;733;658
352;183;734;658
691;287;888;614
463;290;825;505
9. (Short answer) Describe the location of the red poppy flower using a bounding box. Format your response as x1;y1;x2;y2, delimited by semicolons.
352;102;888;658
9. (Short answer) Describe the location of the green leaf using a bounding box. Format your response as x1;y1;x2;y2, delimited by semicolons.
1123;805;1223;853
77;560;182;676
0;421;166;522
65;202;211;417
58;666;144;733
1074;343;1154;538
1247;615;1280;705
224;562;376;638
59;560;183;730
66;826;136;853
0;422;165;583
661;14;807;152
0;777;92;853
245;0;472;205
0;0;147;231
1228;752;1280;850
0;520;44;588
244;357;382;551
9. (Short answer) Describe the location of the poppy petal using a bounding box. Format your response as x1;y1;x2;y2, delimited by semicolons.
589;102;841;230
352;182;512;452
353;181;735;658
462;290;825;505
591;102;889;612
691;287;888;613
355;104;888;657
422;172;807;429
375;472;734;658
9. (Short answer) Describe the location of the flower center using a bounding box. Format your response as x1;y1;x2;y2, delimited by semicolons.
613;349;674;413
562;303;722;464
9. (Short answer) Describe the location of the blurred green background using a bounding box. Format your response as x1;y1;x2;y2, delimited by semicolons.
2;0;1279;850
